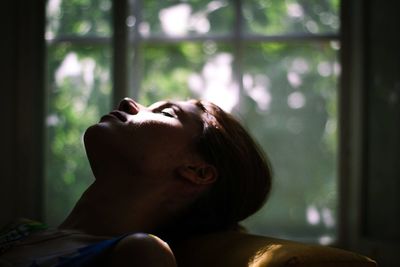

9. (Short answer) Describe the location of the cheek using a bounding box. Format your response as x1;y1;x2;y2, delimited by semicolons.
138;133;194;169
121;123;183;151
126;120;187;144
143;134;191;160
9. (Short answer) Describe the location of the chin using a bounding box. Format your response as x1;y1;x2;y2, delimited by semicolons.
83;123;135;179
83;124;102;152
83;124;117;176
84;122;116;147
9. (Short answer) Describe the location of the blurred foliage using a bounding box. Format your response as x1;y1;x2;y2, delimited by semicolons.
243;0;339;34
45;0;339;243
45;43;111;223
141;0;234;35
46;0;112;37
239;42;338;240
139;43;233;105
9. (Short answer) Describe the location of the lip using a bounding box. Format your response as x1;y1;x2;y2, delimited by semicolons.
109;110;128;122
100;111;128;122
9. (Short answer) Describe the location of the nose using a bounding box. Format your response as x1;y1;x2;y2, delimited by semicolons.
118;97;141;115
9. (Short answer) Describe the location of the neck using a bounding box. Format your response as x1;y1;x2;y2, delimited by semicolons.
59;179;180;236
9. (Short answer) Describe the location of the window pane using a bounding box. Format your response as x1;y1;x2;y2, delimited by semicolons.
139;43;238;111
46;0;112;38
45;44;112;226
243;0;340;35
240;42;339;244
139;1;234;37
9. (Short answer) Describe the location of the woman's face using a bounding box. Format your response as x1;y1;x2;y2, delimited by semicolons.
84;98;204;182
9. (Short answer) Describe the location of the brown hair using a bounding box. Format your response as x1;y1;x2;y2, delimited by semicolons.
192;100;272;227
158;100;272;242
161;100;272;242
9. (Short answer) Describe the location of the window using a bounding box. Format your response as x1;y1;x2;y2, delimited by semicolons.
45;0;113;224
45;0;340;244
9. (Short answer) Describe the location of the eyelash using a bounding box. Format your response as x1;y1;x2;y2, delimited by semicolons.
160;108;175;118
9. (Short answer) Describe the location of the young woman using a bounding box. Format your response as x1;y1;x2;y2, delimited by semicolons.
0;98;272;267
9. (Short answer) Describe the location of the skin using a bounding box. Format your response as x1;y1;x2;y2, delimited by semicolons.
109;233;177;267
59;98;218;266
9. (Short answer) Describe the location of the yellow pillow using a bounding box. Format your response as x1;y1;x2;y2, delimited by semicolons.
173;231;377;267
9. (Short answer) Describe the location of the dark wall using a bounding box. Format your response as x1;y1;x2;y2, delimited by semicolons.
1;1;18;225
340;0;400;266
0;1;45;226
363;1;400;265
365;0;400;241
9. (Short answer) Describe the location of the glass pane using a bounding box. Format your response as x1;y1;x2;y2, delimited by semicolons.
45;44;112;226
46;0;112;38
243;0;340;35
240;42;339;244
139;1;234;37
139;42;239;112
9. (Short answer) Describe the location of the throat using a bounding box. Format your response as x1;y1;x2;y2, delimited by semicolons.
58;182;173;236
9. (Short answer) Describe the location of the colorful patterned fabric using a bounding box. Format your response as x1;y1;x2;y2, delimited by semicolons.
0;218;48;255
29;235;127;267
0;219;129;267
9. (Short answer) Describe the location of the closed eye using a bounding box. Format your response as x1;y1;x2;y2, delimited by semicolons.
160;108;176;118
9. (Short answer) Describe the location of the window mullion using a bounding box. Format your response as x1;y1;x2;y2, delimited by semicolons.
233;0;244;112
129;0;143;100
112;0;130;107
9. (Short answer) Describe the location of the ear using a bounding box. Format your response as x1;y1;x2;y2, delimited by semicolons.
176;163;218;185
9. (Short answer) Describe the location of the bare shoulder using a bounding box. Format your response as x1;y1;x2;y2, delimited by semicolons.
109;233;177;267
